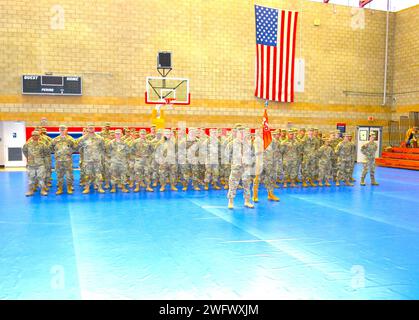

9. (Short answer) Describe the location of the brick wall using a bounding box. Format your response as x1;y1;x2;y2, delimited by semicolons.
0;0;417;145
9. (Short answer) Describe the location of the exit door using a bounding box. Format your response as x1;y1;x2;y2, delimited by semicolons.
356;126;382;162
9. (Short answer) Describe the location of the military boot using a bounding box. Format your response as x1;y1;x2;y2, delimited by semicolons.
360;176;366;186
228;199;234;209
268;191;280;201
56;185;63;195
120;184;129;193
345;179;354;187
146;184;154;192
318;180;324;187
98;185;105;193
40;188;48;196
67;185;73;195
309;178;317;187
212;182;221;190
224;183;229;190
335;180;341;187
82;184;90;194
290;179;297;188
244;198;255;208
204;183;209;191
160;184;166;192
302;180;309;188
371;177;379;186
110;185;116;193
25;185;35;197
170;184;178;191
325;180;331;187
134;183;140;193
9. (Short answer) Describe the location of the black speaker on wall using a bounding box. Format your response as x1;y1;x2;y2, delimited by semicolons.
158;52;172;68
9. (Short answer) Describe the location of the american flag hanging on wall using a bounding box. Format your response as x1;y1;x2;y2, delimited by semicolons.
254;5;299;103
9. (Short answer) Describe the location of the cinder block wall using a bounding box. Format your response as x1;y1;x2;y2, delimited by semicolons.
0;0;417;145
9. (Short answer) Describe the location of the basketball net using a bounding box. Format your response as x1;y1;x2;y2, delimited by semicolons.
155;98;175;116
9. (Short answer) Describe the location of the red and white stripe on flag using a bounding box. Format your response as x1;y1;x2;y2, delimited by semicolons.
255;7;298;103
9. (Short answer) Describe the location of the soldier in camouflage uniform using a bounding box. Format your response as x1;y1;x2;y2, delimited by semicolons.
335;133;354;186
155;129;178;191
76;128;88;186
348;133;356;182
51;125;75;195
317;137;334;187
40;127;53;188
187;128;202;191
360;132;379;186
177;128;191;191
329;130;340;182
295;128;306;183
102;130;113;189
22;131;49;196
301;128;320;187
204;129;221;190
150;129;162;187
227;125;254;209
131;129;154;192
253;129;280;202
77;123;105;194
272;129;282;186
220;129;234;189
107;129;130;193
281;129;300;188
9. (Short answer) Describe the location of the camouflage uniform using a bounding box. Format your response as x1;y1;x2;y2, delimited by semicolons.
329;131;340;181
155;135;177;188
281;131;300;186
77;131;105;191
335;134;354;184
361;135;378;185
22;132;49;195
220;131;232;186
301;131;320;186
317;140;334;185
204;132;221;189
107;136;130;189
227;135;253;201
51;130;75;189
131;132;153;190
40;129;53;187
177;133;191;190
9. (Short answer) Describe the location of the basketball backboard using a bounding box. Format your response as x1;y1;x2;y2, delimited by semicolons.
145;77;190;105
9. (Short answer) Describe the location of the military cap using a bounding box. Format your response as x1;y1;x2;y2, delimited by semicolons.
288;129;295;133
307;127;314;131
369;132;377;136
41;128;47;132
87;123;94;127
299;127;306;131
105;122;111;126
109;130;115;133
139;129;146;134
32;130;40;136
313;128;319;131
343;133;352;137
59;124;67;129
115;129;122;134
234;123;243;128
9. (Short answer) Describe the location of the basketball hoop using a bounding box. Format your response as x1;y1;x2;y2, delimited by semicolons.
163;97;176;110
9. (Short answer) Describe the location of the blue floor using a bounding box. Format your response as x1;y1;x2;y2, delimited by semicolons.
0;165;418;299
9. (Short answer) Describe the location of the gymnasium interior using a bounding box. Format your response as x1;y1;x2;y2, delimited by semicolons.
0;0;418;300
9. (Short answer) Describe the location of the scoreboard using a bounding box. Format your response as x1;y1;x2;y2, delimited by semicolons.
22;75;82;95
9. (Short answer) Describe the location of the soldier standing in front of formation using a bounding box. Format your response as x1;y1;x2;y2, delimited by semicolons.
23;130;49;196
361;132;379;186
107;129;130;193
227;125;254;209
77;123;105;194
51;125;75;195
335;133;354;186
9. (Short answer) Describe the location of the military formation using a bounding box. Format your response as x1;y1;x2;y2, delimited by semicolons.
22;123;380;208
